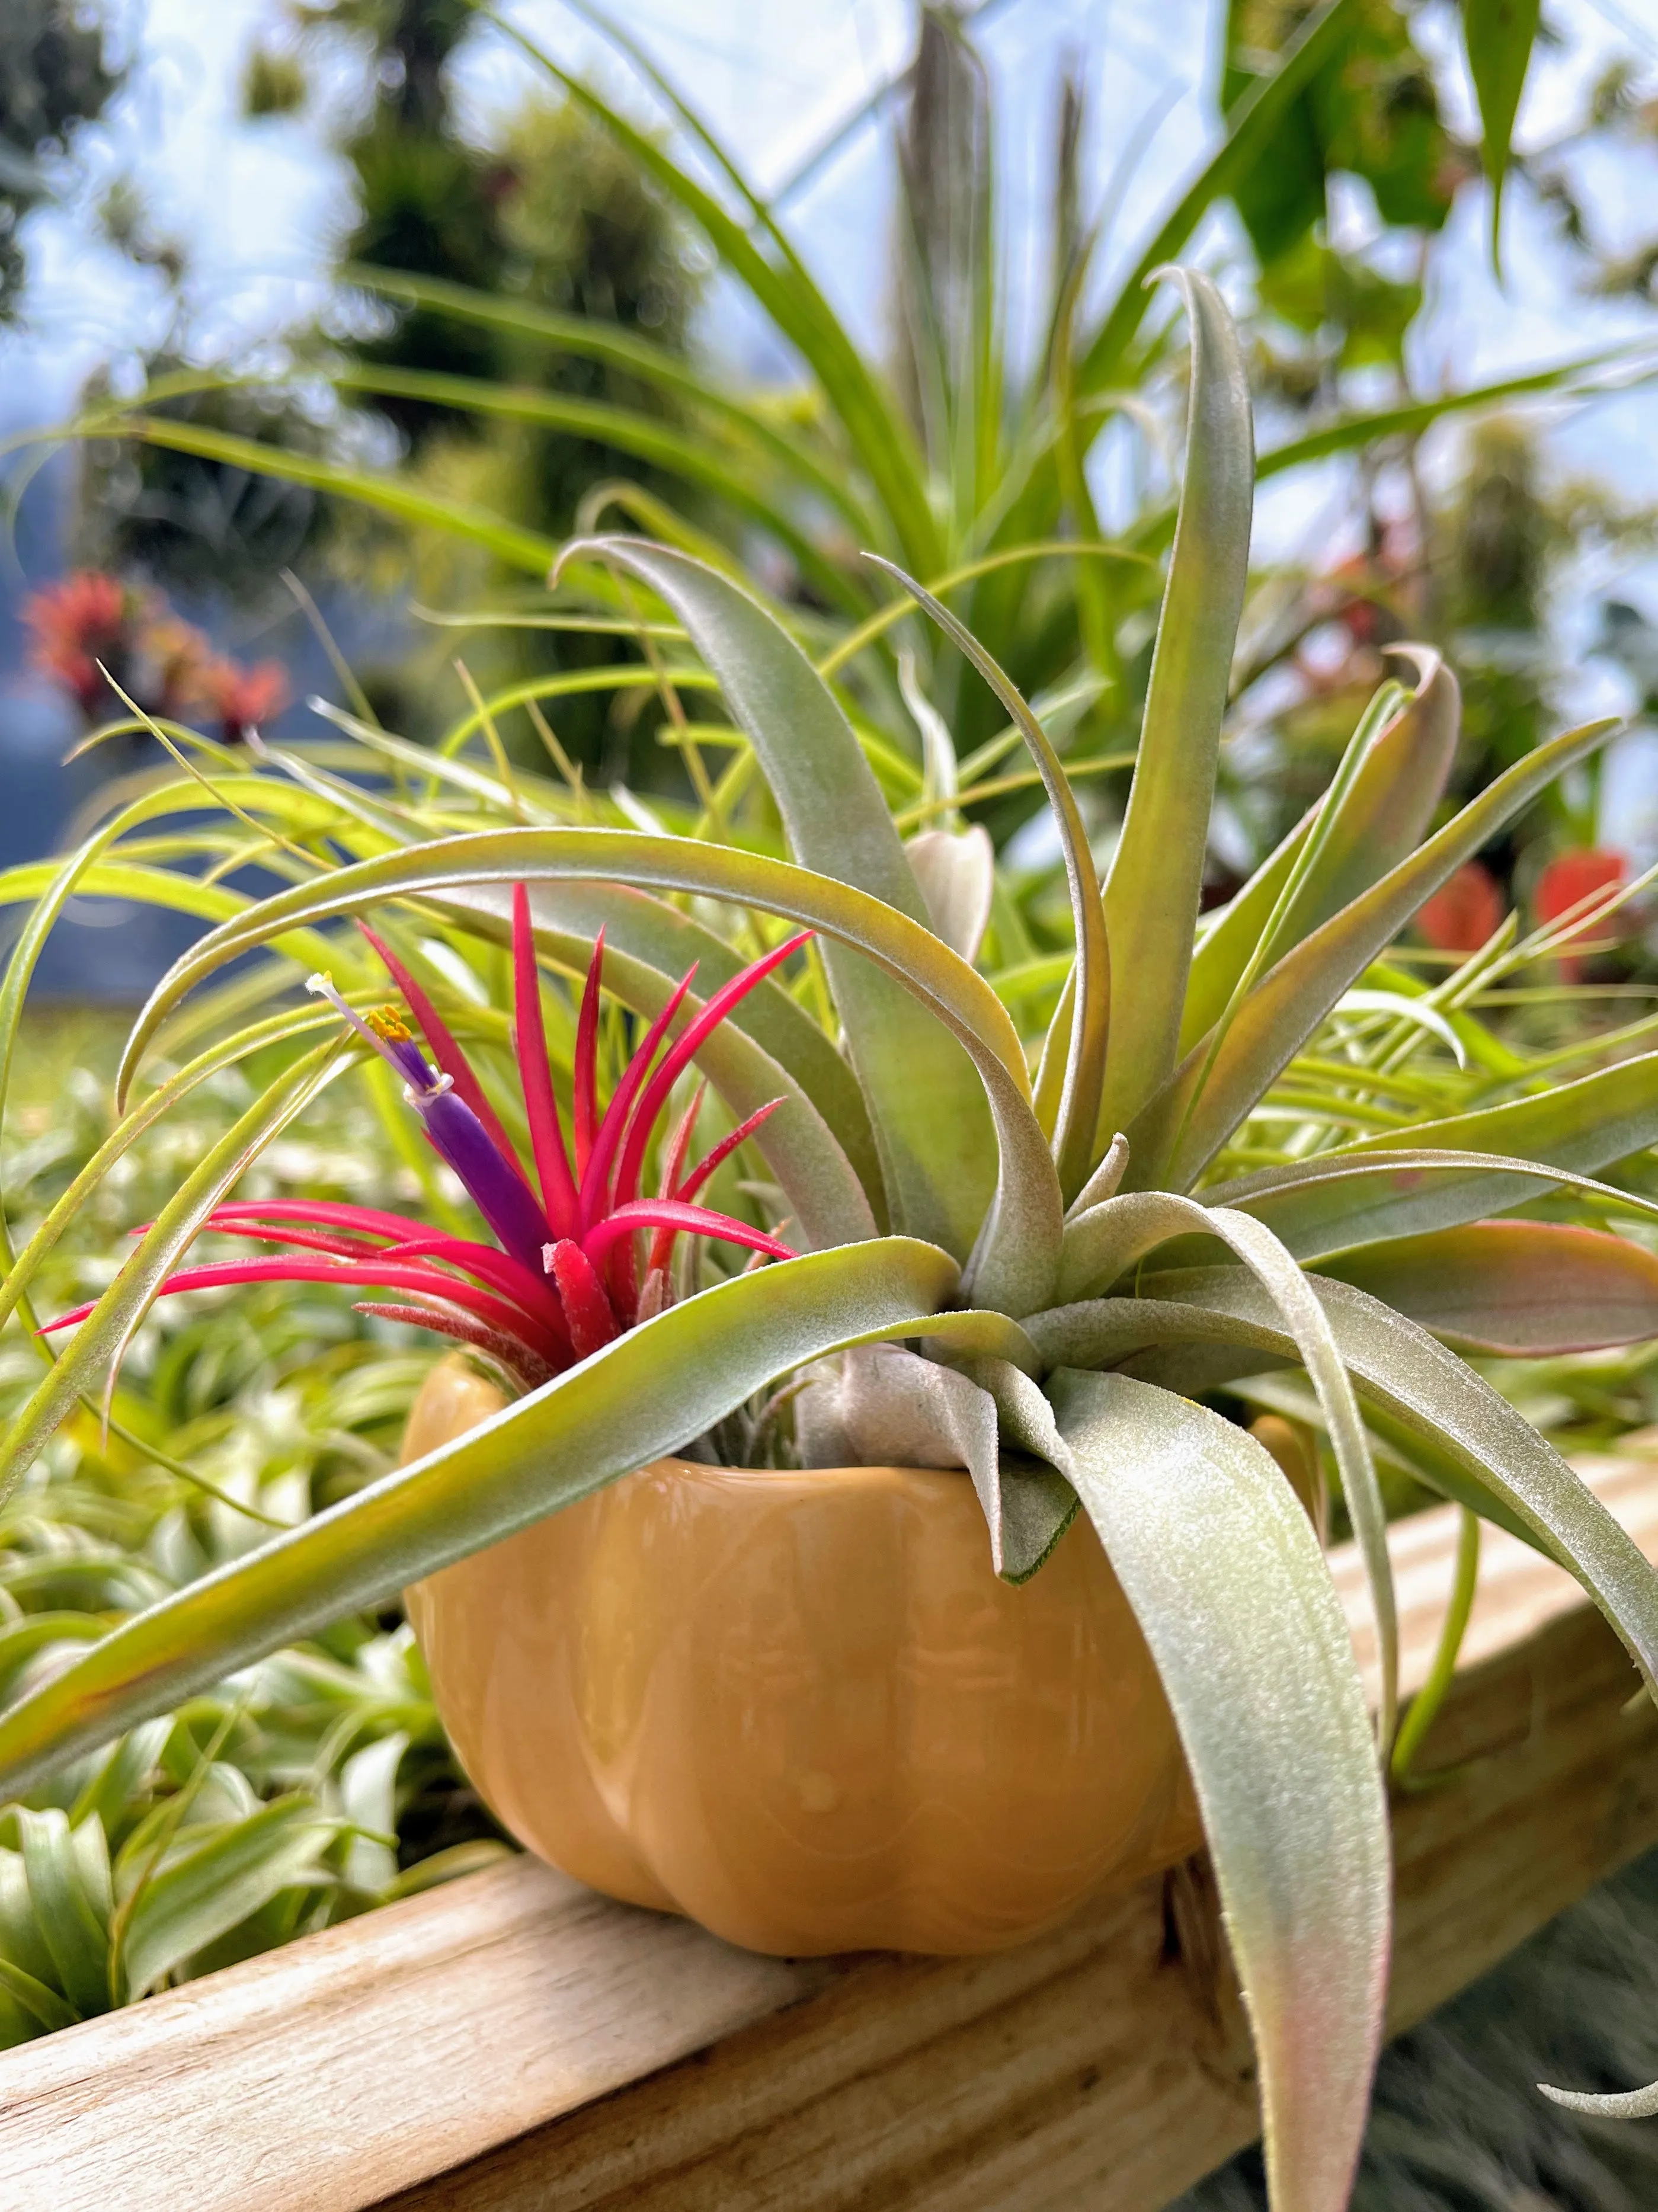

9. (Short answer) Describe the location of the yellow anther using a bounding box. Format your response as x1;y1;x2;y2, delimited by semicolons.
367;1005;413;1043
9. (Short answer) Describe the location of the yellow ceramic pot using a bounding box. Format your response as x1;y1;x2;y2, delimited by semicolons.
404;1355;1199;1956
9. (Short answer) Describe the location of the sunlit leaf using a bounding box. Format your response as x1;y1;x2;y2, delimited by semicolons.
1050;1368;1388;2212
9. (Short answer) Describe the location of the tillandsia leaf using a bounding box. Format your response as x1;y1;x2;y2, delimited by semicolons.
1032;1269;1658;1698
1129;713;1624;1191
0;1041;351;1509
116;828;1064;1318
0;1240;960;1798
904;826;994;962
552;537;997;1263
1093;269;1253;1147
798;1344;1076;1583
1058;1191;1398;1745
1180;651;1461;1054
867;558;1110;1203
1315;1221;1658;1356
1048;1368;1388;2212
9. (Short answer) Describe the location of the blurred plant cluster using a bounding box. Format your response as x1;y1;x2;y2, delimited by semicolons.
0;1013;507;2047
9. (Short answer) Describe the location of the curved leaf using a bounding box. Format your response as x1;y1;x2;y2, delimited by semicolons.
338;269;878;539
332;364;860;615
1058;1190;1397;1743
116;827;1062;1317
431;883;880;1249
1049;1367;1388;2212
1317;1221;1658;1355
555;539;999;1265
0;1239;959;1800
1209;1040;1658;1253
119;1798;339;2000
1095;270;1253;1144
1030;1269;1658;1699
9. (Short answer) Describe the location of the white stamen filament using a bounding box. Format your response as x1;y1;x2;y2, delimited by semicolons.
306;969;444;1096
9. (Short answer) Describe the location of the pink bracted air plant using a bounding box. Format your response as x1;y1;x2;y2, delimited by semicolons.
45;888;806;1393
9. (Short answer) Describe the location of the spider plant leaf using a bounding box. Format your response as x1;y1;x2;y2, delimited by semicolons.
497;14;940;575
555;540;1001;1265
71;414;561;573
1315;1221;1658;1355
119;1797;340;2000
16;1809;110;2021
1058;1191;1397;1745
0;1240;961;1798
331;364;862;616
1048;1367;1388;2212
0;1954;76;2038
117;829;1061;1318
1080;0;1356;388
1211;1042;1658;1254
335;274;881;541
868;558;1110;1203
1095;270;1252;1145
1131;713;1623;1190
0;1041;353;1510
1180;652;1460;1052
1033;1269;1658;1698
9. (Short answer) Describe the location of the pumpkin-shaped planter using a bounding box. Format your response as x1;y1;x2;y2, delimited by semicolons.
403;1355;1199;1956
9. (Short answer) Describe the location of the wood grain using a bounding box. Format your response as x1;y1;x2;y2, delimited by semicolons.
4;1442;1658;2212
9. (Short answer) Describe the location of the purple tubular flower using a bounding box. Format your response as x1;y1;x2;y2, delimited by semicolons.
414;1085;552;1276
306;972;552;1275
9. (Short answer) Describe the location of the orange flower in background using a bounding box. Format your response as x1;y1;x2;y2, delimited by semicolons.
22;571;139;715
204;658;289;742
1536;848;1630;978
1414;860;1505;955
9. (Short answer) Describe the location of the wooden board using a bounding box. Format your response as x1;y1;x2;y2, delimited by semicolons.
4;1442;1658;2212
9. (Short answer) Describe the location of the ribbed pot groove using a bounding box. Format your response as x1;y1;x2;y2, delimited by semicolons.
404;1354;1199;1955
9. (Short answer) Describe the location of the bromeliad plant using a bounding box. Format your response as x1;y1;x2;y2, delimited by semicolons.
9;274;1658;2205
42;902;805;1393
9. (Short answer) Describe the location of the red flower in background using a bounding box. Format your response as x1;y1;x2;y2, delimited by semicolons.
1414;861;1505;955
23;572;138;715
1536;849;1630;979
21;571;290;744
47;889;804;1394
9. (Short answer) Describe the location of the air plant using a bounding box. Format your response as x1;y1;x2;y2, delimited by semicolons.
8;275;1658;2211
42;896;802;1393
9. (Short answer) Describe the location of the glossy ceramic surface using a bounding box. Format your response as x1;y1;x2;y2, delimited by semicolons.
404;1356;1200;1956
